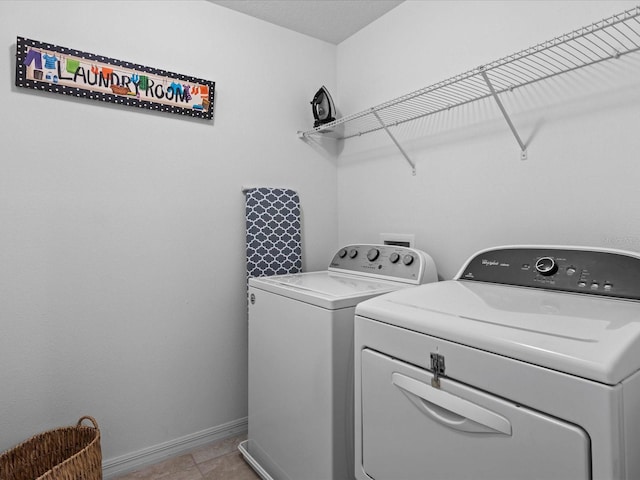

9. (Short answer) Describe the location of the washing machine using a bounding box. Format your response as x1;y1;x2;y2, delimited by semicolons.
354;245;640;480
239;244;438;480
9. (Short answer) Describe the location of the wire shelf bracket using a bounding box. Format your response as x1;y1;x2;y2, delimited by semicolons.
479;68;528;160
371;108;417;175
298;6;640;173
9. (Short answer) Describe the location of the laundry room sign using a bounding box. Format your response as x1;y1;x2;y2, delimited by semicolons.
15;36;215;120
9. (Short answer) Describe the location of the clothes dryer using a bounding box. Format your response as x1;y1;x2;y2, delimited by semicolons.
354;245;640;480
239;244;438;480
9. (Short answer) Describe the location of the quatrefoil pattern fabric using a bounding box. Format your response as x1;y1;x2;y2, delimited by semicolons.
245;188;302;278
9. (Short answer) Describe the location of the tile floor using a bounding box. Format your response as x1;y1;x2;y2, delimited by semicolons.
113;434;260;480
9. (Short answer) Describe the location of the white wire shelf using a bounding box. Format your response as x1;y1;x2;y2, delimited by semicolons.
298;6;640;174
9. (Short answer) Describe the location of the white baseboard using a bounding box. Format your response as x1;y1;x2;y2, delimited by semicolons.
102;417;248;479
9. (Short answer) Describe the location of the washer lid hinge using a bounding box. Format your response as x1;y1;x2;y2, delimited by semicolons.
430;353;446;388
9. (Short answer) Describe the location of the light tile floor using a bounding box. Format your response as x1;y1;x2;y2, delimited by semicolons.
113;434;260;480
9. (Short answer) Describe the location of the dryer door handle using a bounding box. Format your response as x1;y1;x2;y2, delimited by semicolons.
391;372;512;436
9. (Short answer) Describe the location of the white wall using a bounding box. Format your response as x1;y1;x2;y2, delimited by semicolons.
337;0;640;279
0;0;337;469
5;0;640;473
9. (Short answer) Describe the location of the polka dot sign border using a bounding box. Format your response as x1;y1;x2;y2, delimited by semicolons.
245;188;302;279
15;36;215;120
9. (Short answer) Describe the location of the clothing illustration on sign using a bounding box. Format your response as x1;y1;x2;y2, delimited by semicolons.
110;84;133;95
23;48;43;70
183;85;192;102
45;71;58;83
101;67;113;80
42;53;57;70
167;82;183;95
66;58;80;74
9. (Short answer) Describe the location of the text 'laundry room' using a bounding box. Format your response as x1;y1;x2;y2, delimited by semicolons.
1;1;640;480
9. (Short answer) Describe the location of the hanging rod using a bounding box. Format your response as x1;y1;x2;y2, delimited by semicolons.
299;6;640;149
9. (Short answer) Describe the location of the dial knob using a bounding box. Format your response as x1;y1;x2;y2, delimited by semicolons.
338;248;347;258
367;248;380;262
535;257;557;276
403;254;414;266
389;252;400;264
348;248;358;259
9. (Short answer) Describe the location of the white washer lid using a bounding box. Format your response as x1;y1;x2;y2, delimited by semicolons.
249;271;407;310
355;280;640;385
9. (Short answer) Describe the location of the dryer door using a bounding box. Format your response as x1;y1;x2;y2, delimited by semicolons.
360;349;591;480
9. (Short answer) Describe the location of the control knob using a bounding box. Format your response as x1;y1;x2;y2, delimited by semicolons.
535;257;558;276
367;248;380;262
403;254;414;266
338;248;347;258
348;248;358;259
389;252;400;264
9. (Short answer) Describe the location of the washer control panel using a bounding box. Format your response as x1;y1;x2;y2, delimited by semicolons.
458;246;640;300
329;244;436;284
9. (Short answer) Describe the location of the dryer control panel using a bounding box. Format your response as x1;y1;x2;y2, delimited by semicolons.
457;246;640;300
328;244;437;285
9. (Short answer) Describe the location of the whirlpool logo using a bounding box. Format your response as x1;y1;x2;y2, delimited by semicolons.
481;259;510;267
481;259;500;266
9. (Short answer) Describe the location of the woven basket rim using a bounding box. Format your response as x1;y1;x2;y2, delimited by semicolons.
2;416;100;456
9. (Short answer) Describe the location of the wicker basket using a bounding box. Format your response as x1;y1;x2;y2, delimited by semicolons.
0;416;102;480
